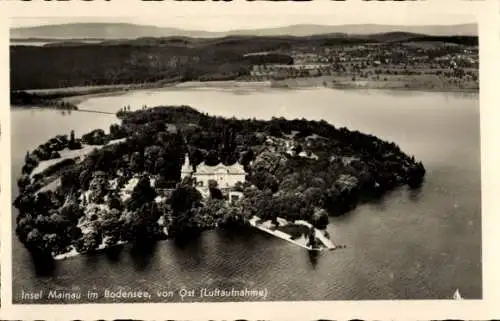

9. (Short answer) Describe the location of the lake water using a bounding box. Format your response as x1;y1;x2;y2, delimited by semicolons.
11;87;481;303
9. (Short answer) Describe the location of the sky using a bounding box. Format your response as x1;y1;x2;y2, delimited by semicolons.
8;1;480;31
10;15;478;31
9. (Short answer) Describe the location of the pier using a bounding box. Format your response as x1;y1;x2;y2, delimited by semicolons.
73;108;115;115
249;216;337;251
295;219;336;250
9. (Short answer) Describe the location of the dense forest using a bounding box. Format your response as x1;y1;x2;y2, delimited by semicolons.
10;34;476;90
14;105;425;260
10;39;294;90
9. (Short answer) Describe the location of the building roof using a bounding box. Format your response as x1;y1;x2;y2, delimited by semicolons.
181;153;246;175
195;162;246;175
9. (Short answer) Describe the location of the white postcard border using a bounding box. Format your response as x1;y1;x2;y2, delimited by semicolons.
1;0;499;319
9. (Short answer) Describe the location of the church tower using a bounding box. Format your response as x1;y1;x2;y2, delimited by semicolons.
180;153;193;180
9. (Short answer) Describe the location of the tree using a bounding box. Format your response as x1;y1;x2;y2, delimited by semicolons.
310;177;326;189
14;193;36;215
109;124;127;140
50;151;61;159
24;151;31;164
249;169;279;193
407;161;425;189
67;226;83;241
154;175;171;189
127;175;157;210
17;175;31;193
240;149;254;167
311;208;329;230
153;156;166;175
34;192;53;216
107;192;124;211
279;174;300;192
124;202;162;243
75;231;101;254
303;187;323;207
82;129;109;145
292;144;303;155
43;233;67;255
79;169;93;191
204;150;220;166
208;179;224;200
59;201;84;223
170;183;202;216
101;210;123;242
130;152;144;173
88;173;108;204
266;123;282;137
144;145;163;173
60;169;81;193
16;215;34;242
25;228;44;253
189;148;205;168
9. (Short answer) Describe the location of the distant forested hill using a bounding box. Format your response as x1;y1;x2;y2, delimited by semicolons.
10;34;477;90
10;23;478;40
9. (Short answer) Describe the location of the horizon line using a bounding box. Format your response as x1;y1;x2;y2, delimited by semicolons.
11;21;478;30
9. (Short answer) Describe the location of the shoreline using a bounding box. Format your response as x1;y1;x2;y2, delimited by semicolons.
53;240;128;260
11;77;478;108
54;215;336;261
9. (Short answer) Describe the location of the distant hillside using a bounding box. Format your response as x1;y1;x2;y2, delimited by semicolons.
10;31;477;91
10;22;478;40
90;33;477;47
232;24;478;37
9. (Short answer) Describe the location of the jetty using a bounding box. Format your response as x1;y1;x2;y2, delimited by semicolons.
295;219;336;250
75;108;115;115
249;216;336;251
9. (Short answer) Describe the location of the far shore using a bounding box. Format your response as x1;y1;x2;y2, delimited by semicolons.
12;76;479;107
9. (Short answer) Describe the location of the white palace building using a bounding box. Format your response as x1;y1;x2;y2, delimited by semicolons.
181;153;246;200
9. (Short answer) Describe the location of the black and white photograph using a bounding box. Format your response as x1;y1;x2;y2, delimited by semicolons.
7;5;485;309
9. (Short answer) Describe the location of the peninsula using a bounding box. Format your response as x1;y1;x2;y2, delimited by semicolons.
14;106;425;259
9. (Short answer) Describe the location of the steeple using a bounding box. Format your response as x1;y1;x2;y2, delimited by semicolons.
181;153;193;176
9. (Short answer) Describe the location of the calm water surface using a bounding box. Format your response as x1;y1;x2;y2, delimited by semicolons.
11;87;481;302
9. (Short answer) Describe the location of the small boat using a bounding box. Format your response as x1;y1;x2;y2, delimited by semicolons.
453;288;463;300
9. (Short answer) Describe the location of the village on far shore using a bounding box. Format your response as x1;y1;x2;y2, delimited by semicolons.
14;105;425;261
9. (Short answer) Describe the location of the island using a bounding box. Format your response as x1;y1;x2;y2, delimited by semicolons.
14;105;425;260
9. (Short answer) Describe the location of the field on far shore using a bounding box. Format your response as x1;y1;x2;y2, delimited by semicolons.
276;73;478;92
